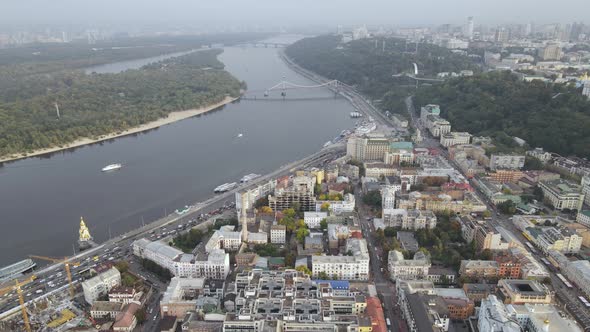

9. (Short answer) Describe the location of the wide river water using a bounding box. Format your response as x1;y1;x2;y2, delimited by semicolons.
0;38;356;265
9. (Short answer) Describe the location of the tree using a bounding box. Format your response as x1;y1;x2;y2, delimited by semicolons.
318;272;329;280
362;190;382;209
482;210;492;218
114;261;129;274
384;227;397;237
135;308;147;324
258;206;273;214
320;202;331;212
296;265;312;276
254;197;269;209
332;274;339;280
295;226;310;244
524;156;544;170
497;200;517;215
320;218;328;231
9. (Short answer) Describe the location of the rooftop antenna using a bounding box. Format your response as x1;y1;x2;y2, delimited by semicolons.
54;102;61;119
382;40;385;53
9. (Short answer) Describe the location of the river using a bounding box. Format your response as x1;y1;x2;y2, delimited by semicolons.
0;37;356;266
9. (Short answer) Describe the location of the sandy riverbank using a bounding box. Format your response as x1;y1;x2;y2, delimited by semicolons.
0;96;238;163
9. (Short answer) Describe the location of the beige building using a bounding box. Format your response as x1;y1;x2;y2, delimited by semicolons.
440;132;471;147
388;250;431;281
497;279;552;305
539;179;585;211
270;225;286;244
459;260;499;278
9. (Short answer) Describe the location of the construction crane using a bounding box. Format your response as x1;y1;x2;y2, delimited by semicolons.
0;276;36;332
29;256;80;298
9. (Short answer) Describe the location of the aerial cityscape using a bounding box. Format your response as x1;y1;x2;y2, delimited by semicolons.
1;0;590;331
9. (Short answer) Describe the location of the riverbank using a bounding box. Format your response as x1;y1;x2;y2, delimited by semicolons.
0;96;238;163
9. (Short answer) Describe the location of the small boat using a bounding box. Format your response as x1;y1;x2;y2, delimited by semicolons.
240;173;261;183
237;133;243;138
101;163;122;172
214;182;238;193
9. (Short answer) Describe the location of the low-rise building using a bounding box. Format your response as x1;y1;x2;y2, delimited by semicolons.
564;260;590;299
462;283;497;304
490;154;525;171
205;226;241;253
82;267;121;305
90;301;123;319
400;293;450;332
497;279;552;305
539;179;585;211
506;303;583;332
577;210;590;227
382;209;437;230
459;260;499;278
388;250;431;281
132;239;230;279
304;211;328;229
160;277;205;318
478;295;521;332
440;132;471;147
112;303;140;332
270;225;286;244
312;238;370;280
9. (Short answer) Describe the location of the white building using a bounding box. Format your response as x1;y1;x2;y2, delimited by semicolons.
526;148;552;163
440;132;471;147
381;185;399;210
581;176;590;206
490;154;525;171
425;115;452;138
312;238;370;280
132;238;230;279
205;226;242;253
565;260;590;299
316;193;356;214
304;211;328;229
506;303;582;332
388;250;431;281
82;267;121;305
270;225;286;244
382;209;437;230
478;295;521;332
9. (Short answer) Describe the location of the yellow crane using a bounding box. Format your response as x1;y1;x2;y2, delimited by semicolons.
29;256;80;298
0;276;36;332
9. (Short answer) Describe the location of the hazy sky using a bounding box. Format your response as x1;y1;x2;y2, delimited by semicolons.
3;0;589;27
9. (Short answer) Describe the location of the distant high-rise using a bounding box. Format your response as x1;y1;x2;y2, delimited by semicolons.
525;23;532;37
570;22;584;41
494;27;510;43
465;16;474;40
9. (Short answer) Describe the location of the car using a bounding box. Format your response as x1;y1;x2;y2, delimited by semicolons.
152;315;157;321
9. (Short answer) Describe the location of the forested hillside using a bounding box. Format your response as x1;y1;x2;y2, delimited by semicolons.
0;49;243;158
286;35;479;115
414;71;590;158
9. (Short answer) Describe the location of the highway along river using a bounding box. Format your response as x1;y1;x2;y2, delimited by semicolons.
0;39;356;265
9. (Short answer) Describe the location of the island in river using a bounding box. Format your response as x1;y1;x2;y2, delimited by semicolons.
0;48;244;163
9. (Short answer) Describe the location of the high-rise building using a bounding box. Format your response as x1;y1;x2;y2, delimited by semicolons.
538;43;562;61
465;17;474;40
495;27;510;43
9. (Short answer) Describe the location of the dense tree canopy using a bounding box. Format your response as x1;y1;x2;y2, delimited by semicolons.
0;49;243;158
414;71;590;158
286;35;479;117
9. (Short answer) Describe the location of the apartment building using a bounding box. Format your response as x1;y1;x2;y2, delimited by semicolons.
205;226;242;253
312;238;370;281
382;209;437;230
459;260;499;278
270;225;286;244
539;179;585;211
388;250;431;281
440;132;471;147
489;154;525;171
132;238;230;279
82;267;121;305
304;211;328;229
160;277;205;318
497;279;552;305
